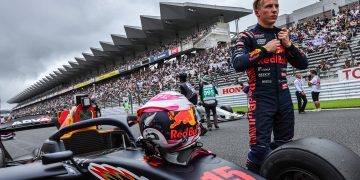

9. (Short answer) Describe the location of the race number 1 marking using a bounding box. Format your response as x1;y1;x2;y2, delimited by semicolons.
201;166;255;180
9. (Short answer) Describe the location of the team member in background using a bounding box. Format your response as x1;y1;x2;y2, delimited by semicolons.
123;100;130;115
178;72;208;136
294;72;307;114
231;0;308;173
93;101;101;117
307;70;321;111
199;77;219;131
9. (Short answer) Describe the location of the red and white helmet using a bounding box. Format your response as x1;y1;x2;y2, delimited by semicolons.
137;91;200;152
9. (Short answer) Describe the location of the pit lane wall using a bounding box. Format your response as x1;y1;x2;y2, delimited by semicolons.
217;67;360;107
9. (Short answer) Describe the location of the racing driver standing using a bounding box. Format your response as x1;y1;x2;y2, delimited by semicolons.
231;0;308;173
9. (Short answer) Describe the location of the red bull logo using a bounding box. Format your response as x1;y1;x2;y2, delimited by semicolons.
276;46;285;54
258;54;287;65
168;109;196;129
168;109;198;139
170;125;199;139
249;49;261;57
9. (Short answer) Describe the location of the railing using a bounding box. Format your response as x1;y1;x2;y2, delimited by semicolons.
216;79;360;107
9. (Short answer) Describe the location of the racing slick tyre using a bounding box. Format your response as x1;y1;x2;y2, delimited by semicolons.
220;106;233;113
260;137;360;180
0;148;4;168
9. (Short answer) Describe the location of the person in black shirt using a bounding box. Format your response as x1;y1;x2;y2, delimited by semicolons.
178;72;207;136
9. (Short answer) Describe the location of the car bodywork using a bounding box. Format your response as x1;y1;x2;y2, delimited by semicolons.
0;116;263;179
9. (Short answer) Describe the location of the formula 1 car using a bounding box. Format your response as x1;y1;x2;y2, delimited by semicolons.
0;115;359;179
0;115;16;140
196;105;245;122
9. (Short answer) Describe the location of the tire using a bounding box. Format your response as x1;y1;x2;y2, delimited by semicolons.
0;148;4;168
220;106;233;113
261;137;360;180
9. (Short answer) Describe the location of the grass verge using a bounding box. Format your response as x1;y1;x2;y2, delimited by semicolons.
232;98;360;112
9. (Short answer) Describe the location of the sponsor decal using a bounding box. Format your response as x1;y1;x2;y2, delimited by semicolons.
170;125;199;139
262;80;272;84
257;54;287;65
256;38;267;45
338;67;360;81
95;70;120;82
258;73;270;78
247;83;256;145
201;166;255;180
276;46;285;54
11;116;51;126
168;109;199;139
257;67;271;72
88;163;148;180
168;109;196;129
254;34;265;38
249;49;261;57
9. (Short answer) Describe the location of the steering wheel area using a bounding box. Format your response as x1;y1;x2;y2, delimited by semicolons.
42;118;137;155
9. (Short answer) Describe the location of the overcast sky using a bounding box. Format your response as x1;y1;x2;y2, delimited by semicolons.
0;0;318;110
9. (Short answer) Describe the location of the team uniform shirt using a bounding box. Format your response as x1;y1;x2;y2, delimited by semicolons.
310;75;321;92
231;24;308;167
180;82;197;100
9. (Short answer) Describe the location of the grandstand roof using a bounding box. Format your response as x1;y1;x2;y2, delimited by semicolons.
8;2;252;104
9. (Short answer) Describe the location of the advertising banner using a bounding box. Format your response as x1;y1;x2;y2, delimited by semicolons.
119;65;127;72
74;81;91;89
338;66;360;81
218;85;244;96
132;61;142;69
95;70;119;82
170;47;180;55
150;50;170;63
142;58;150;65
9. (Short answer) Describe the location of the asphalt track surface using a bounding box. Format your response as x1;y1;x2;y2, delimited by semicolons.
3;108;360;167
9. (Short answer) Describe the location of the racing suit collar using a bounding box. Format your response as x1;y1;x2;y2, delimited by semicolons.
255;23;280;33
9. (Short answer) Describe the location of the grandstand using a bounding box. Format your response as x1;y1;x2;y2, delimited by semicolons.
7;1;360;116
